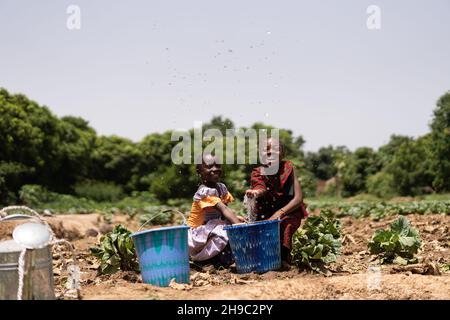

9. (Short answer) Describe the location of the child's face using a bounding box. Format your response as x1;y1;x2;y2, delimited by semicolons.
262;138;283;167
199;155;222;184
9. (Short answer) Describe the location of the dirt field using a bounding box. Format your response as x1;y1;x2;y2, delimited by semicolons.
1;212;449;300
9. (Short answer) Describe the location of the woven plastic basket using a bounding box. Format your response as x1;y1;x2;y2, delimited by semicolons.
224;220;281;273
131;226;190;287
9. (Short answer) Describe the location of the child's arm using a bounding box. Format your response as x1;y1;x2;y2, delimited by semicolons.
269;171;303;220
215;202;241;224
245;188;266;198
245;167;267;198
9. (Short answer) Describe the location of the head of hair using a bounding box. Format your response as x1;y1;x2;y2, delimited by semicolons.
195;153;220;173
264;136;285;158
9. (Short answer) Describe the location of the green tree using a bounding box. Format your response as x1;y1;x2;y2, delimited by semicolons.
51;117;96;191
0;88;96;199
148;164;197;201
341;147;381;197
367;171;396;199
202;115;235;135
91;136;142;191
305;146;349;181
429;91;450;191
385;135;433;195
378;135;412;167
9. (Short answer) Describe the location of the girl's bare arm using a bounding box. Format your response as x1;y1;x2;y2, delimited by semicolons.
269;171;303;220
215;202;241;224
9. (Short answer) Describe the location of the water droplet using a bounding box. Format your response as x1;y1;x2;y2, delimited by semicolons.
266;31;271;35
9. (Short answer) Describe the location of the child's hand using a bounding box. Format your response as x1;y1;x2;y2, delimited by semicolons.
268;210;284;221
268;212;282;220
245;189;263;198
237;216;246;223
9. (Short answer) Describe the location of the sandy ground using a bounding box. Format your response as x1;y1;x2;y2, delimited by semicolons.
1;212;449;300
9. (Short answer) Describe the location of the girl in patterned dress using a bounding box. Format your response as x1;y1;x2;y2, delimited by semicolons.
187;154;244;268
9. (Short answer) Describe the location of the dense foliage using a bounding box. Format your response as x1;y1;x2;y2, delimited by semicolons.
1;88;450;205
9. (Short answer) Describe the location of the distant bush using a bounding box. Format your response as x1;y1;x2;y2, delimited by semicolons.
297;169;317;199
322;178;338;198
129;191;159;203
418;193;450;201
367;171;397;199
165;198;191;213
19;184;55;206
74;180;124;202
348;193;381;202
139;206;175;226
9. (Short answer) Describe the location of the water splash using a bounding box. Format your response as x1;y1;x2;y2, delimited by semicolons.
66;264;80;290
243;195;257;223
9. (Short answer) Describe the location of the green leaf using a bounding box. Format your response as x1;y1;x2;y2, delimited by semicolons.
368;216;421;264
90;224;138;275
291;211;342;271
399;236;417;248
390;216;410;235
393;256;408;265
322;253;337;264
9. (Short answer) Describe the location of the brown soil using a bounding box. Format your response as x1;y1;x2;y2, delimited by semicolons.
2;212;449;300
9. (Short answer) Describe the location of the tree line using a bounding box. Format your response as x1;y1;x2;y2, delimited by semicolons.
1;87;449;205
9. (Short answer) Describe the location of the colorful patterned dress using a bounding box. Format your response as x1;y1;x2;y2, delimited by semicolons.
250;160;309;262
187;183;234;263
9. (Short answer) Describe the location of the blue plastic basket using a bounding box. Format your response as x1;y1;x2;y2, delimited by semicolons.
224;220;281;274
131;226;190;287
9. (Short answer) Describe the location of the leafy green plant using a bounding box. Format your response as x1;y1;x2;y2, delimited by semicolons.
307;199;450;220
90;225;139;274
368;216;421;264
441;263;450;273
291;209;342;271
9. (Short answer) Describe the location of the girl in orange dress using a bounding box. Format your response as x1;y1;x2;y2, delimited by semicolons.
187;154;243;268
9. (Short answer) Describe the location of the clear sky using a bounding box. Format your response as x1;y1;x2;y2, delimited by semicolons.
1;0;449;151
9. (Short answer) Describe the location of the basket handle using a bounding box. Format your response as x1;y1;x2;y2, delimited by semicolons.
0;206;45;223
0;206;55;242
1;214;38;221
138;209;187;231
